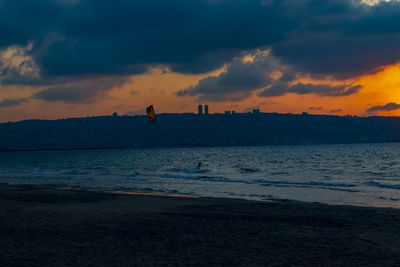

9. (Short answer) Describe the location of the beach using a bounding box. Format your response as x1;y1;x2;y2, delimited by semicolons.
1;184;400;266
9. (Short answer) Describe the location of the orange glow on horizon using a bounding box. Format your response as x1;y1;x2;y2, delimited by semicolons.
2;64;400;122
357;64;400;116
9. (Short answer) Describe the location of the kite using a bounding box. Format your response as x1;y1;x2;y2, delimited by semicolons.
146;105;156;123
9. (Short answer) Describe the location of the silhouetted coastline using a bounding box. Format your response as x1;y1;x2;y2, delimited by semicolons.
2;112;400;151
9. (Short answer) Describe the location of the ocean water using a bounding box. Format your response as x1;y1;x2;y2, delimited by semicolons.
1;143;400;208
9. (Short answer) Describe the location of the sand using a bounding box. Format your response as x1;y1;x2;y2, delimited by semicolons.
1;184;400;266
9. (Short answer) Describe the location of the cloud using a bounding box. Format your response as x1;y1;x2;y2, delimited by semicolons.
366;102;400;114
177;51;281;101
309;106;323;111
259;82;362;97
273;33;400;79
0;0;400;92
0;97;28;108
28;0;294;77
130;90;139;95
330;108;343;113
178;51;362;102
32;77;126;103
271;0;400;78
0;43;42;85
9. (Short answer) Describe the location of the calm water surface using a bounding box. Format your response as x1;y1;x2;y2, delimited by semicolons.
1;143;400;208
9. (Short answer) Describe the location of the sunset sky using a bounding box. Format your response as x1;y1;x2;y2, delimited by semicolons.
1;0;400;122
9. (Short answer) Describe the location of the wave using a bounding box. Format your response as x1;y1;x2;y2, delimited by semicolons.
312;186;359;193
160;173;249;183
239;167;260;173
253;179;356;188
185;169;207;174
60;170;90;175
270;171;290;176
123;171;140;177
66;177;94;181
260;181;360;193
160;174;357;189
366;181;400;190
166;168;208;174
28;168;60;178
263;197;318;204
379;196;400;201
258;183;359;193
161;173;207;180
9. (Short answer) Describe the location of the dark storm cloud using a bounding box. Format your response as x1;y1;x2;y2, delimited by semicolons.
259;82;361;97
1;0;400;92
366;102;400;113
31;0;294;77
0;97;28;108
272;0;400;78
32;78;126;103
0;0;65;49
273;33;400;79
177;52;278;101
177;51;362;102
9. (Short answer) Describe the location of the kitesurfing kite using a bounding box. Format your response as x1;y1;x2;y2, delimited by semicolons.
146;105;156;123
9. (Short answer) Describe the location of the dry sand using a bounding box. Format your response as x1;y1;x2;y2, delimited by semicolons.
1;183;400;266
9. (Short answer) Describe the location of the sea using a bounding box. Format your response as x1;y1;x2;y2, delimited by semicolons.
1;143;400;208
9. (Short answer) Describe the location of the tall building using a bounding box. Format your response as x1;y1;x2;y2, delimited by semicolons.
204;105;209;115
198;104;203;115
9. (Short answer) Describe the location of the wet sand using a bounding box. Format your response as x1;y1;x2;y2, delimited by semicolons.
1;184;400;266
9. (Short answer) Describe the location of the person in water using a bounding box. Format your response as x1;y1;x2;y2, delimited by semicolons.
197;162;202;169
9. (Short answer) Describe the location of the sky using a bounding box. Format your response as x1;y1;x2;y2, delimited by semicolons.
1;0;400;122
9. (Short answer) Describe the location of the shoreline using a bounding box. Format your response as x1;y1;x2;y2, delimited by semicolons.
2;183;400;265
1;182;397;210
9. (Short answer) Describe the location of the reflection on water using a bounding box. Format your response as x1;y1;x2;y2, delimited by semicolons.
1;143;400;208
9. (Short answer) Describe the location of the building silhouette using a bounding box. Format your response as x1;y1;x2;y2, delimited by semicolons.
198;105;203;115
204;105;209;115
